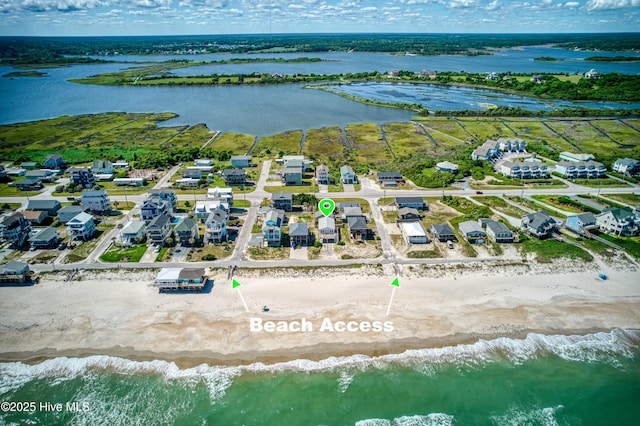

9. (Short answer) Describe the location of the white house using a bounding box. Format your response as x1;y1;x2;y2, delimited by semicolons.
119;220;146;246
230;155;253;168
318;216;337;243
400;221;428;245
613;158;639;175
81;189;111;213
67;212;96;241
596;207;638;236
205;208;228;243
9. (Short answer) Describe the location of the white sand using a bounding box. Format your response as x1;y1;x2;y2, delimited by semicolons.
0;260;639;366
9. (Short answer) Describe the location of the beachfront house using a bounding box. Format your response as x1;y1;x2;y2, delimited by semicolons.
316;164;330;185
230;155;253;168
67;212;96;242
262;208;285;247
223;169;247;185
395;196;427;211
458;221;486;244
613;158;639;176
318;216;337;244
289;222;311;247
27;199;61;217
484;220;514;243
347;216;368;240
146;213;172;246
81;189;111;213
174;217;199;246
0;212;31;249
43;154;64;169
431;223;456;242
58;206;89;224
154;267;206;292
119;220;146;246
340;166;357;184
68;167;96;189
400;221;428;245
204;208;228;243
596;207;639;236
521;211;559;239
376;171;403;187
272;192;293;212
29;227;59;250
397;207;423;222
0;260;33;285
565;213;598;236
435;161;459;174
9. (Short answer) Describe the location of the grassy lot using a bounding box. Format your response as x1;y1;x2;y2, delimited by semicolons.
167;123;214;149
188;243;234;261
503;119;574;151
0;183;43;197
345;123;391;165
561;231;618;259
545;120;618;157
600;193;640;206
155;246;171;262
382;122;431;157
589;119;640;147
407;250;440;258
472;196;528;218
99;243;146;262
598;234;640;259
252;130;303;158
531;195;584;214
233;200;252;208
519;235;594;263
0;112;199;164
302;126;347;163
571;177;631;188
505;195;565;218
63;229;109;263
264;183;319;193
0;202;22;211
209;132;255;154
413;117;471;143
247;246;290;260
456;118;516;142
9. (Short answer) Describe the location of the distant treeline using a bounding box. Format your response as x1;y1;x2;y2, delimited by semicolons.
1;33;639;61
584;55;640;62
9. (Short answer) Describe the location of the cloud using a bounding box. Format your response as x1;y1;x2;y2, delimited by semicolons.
447;0;478;8
13;0;103;13
584;0;640;10
125;0;172;8
485;0;501;10
178;0;230;7
564;1;579;6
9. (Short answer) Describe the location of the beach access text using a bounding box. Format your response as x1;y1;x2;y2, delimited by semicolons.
250;318;394;333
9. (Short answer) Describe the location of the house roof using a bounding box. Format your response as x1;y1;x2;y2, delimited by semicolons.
174;217;198;233
347;216;368;231
524;211;555;229
400;221;426;237
338;202;360;209
575;212;597;223
263;209;284;228
598;207;634;221
23;210;47;221
486;220;512;236
27;199;61;211
340;165;354;174
344;206;363;216
206;208;228;225
148;188;175;196
1;212;24;226
0;260;29;275
272;192;293;202
398;207;421;217
615;158;638;166
318;216;335;230
82;189;108;197
436;161;459;170
148;213;170;228
282;166;303;175
377;171;402;179
58;205;87;215
92;160;112;168
180;268;205;281
156;268;181;281
395;196;425;205
68;212;94;224
432;223;455;235
120;220;145;235
289;222;309;237
459;220;484;235
231;155;252;160
30;227;58;241
223;168;246;177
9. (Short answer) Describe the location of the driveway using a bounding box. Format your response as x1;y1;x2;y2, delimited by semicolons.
171;246;190;262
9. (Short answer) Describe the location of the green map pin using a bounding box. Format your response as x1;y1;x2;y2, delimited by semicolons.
318;198;336;217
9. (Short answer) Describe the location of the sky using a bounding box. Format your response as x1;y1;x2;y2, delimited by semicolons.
0;0;639;36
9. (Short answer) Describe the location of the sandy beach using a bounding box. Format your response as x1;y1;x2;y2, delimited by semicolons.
1;259;639;367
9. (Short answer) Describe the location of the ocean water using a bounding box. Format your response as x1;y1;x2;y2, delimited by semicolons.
1;329;638;426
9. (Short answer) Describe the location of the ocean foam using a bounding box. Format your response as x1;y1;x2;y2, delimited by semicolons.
1;329;638;397
491;404;565;426
355;413;455;426
337;370;354;393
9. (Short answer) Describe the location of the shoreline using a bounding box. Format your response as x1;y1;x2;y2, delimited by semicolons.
1;262;639;369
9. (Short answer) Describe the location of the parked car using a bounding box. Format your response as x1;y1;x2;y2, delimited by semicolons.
447;240;454;249
57;242;67;250
154;245;162;253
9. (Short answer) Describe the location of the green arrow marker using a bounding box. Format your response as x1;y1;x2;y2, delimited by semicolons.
390;276;400;287
232;279;249;312
386;276;400;316
318;198;336;217
232;279;241;289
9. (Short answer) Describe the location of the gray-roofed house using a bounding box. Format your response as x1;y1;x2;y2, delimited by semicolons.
458;221;486;244
347;216;368;240
596;207;639;236
92;160;114;175
58;206;89;224
147;189;177;211
318;216;337;243
0;260;32;284
485;220;514;243
377;171;403;187
43;154;64;169
81;189;111;213
397;207;423;222
174;217;199;245
431;223;456;242
141;197;171;224
262;208;285;247
289;222;311;247
316;164;330;185
272;192;293;212
67;212;96;241
27;199;61;216
68;167;95;188
281;167;303;186
20;162;38;170
29;227;59;250
612;158;639;175
205;208;228;243
15;177;43;191
230;155;253;168
343;206;364;221
181;169;203;180
0;212;31;249
223;168;247;185
565;213;598;236
521;211;559;239
340;165;357;184
395;197;427;210
25;169;57;182
119;221;146;246
146;213;172;246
